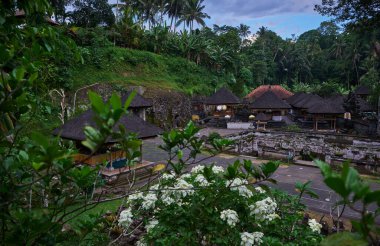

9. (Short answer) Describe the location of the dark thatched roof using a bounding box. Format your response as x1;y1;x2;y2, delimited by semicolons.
121;91;152;108
307;99;345;114
354;85;370;95
205;88;240;105
255;112;271;121
357;97;376;112
52;110;163;142
286;92;307;105
249;91;291;109
291;93;323;109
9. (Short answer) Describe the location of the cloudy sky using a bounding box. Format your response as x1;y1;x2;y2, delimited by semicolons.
204;0;329;38
108;0;330;38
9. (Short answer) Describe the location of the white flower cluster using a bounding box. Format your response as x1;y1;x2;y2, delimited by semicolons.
255;187;266;194
180;173;191;179
212;165;225;174
118;208;133;228
249;197;278;221
173;179;195;198
220;209;239;227
240;232;264;246
226;178;253;198
161;191;176;205
128;192;144;202
195;174;210;187
141;193;157;210
146;219;159;233
308;219;322;233
191;165;205;173
161;173;175;180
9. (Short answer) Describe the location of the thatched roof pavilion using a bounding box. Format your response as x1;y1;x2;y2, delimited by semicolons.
205;87;240;105
246;85;293;101
286;92;307;105
307;99;345;131
249;91;291;110
205;88;240;118
291;93;323;109
53;110;162;142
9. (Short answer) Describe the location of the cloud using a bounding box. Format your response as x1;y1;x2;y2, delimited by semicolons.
205;0;320;25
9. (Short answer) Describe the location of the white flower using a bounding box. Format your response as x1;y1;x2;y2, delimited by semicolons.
146;219;159;233
118;208;133;228
135;238;147;246
220;209;239;227
161;192;176;205
141;193;157;210
195;174;210;187
128;192;144;202
161;173;175;180
308;219;322;233
240;232;264;246
173;179;194;198
255;187;266;194
180;173;191;179
249;197;277;221
226;178;253;198
212;165;224;174
150;184;160;190
265;213;280;221
191;165;205;174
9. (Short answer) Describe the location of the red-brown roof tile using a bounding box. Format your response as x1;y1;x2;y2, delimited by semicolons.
246;85;293;100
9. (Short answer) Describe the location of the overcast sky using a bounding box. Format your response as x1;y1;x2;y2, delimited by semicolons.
108;0;329;38
203;0;329;38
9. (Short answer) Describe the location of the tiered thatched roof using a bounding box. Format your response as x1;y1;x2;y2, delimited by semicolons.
286;92;307;105
291;94;323;109
246;85;293;100
307;99;345;114
205;88;240;105
249;91;291;109
53;111;162;142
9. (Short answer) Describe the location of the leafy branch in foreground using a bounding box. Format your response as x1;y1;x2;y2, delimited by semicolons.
316;160;380;245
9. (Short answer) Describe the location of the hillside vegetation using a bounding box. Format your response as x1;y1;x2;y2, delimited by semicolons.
71;46;228;95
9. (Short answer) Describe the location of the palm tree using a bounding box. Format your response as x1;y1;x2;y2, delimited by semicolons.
238;24;251;38
176;0;210;31
166;0;184;31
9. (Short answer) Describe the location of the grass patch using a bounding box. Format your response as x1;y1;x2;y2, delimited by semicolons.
66;198;123;227
71;46;229;95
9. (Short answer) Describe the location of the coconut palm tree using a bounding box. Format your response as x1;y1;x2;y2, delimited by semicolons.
176;0;210;31
166;0;184;31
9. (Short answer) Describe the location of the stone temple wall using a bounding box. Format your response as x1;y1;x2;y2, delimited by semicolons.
227;131;380;174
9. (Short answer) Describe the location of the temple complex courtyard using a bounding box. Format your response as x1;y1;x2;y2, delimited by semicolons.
140;131;380;222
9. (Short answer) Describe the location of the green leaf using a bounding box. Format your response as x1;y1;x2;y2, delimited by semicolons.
364;190;380;204
32;162;44;171
12;67;26;81
260;161;279;177
123;90;136;109
31;132;49;148
88;91;104;114
109;93;122;110
324;177;349;198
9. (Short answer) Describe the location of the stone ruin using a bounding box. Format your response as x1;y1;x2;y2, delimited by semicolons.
227;131;380;174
